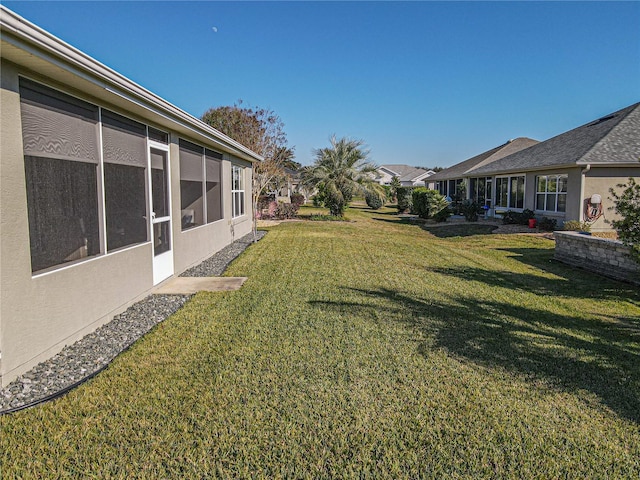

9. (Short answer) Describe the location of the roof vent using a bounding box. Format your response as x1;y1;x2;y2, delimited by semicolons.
588;114;616;127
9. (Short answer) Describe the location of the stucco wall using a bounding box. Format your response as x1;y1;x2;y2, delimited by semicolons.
554;232;640;285
584;167;639;232
0;62;255;387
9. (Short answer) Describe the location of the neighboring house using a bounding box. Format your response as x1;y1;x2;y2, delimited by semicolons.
377;165;436;188
431;103;640;231
430;138;539;206
0;7;262;387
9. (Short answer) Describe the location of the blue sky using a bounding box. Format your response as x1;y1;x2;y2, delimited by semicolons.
5;1;639;167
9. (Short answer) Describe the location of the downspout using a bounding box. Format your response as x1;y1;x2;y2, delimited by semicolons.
580;164;591;221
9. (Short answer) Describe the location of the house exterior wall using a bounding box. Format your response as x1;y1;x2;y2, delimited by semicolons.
583;167;639;232
0;60;256;386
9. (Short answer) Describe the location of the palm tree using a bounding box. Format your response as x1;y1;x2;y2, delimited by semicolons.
302;136;384;216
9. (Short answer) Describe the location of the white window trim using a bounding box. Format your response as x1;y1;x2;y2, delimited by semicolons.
494;175;525;210
535;174;568;213
232;165;246;218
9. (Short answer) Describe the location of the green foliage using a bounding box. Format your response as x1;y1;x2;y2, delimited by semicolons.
3;207;639;478
502;209;535;225
302;136;383;216
411;188;449;220
273;202;300;219
312;192;325;207
538;217;558;231
609;177;640;260
396;186;413;213
365;190;385;210
460;199;481;222
432;205;452;222
389;176;401;200
563;220;591;232
290;193;305;207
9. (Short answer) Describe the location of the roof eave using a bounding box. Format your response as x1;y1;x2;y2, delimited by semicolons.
0;6;263;163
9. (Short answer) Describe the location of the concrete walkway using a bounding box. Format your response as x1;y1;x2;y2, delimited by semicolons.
153;276;248;294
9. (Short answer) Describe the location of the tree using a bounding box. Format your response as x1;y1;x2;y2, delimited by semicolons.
201;102;292;242
302;136;383;216
389;176;401;202
609;177;640;260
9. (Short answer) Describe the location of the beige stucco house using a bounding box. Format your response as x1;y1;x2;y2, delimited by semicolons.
0;7;262;387
431;103;640;231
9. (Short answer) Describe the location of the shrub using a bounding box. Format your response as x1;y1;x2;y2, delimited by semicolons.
609;177;640;260
563;220;591;232
290;193;305;207
460;199;481;222
274;202;299;220
365;190;385;210
312;192;325;207
502;209;535;225
538;217;557;231
396;187;413;213
432;206;451;223
411;187;431;218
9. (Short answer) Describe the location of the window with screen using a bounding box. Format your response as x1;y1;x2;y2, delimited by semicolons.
20;79;101;272
102;110;148;251
205;149;223;223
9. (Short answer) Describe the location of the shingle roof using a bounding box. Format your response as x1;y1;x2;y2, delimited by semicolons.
471;102;640;175
379;164;434;182
429;137;539;181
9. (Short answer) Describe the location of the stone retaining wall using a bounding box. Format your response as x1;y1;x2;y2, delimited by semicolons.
554;231;640;285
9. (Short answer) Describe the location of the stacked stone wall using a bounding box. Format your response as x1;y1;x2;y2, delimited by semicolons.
554;232;640;285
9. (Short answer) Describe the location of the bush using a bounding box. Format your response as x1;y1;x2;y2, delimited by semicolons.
460;199;481;222
432;206;451;223
502;209;535;225
290;193;305;207
563;220;591;232
609;178;640;260
396;187;413;213
411;187;431;218
365;190;385;210
312;192;325;207
538;217;557;231
274;202;299;220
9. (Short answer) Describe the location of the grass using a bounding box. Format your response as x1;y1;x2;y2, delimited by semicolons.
2;204;639;478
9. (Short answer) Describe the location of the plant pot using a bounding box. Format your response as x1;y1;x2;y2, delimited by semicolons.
528;219;537;229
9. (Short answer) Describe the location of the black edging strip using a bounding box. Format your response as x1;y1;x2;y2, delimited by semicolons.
0;231;265;416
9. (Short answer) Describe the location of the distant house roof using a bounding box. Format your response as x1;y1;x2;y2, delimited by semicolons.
471;102;640;175
429;137;539;181
379;164;435;183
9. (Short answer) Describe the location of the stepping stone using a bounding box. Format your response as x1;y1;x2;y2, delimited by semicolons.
153;277;247;294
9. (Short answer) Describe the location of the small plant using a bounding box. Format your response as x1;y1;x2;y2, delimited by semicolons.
290;193;305;207
396;187;413;213
309;214;347;221
502;209;535;225
563;220;591;232
538;217;557;231
460;199;481;222
365;190;385;210
609;177;640;260
432;206;452;223
274;202;299;219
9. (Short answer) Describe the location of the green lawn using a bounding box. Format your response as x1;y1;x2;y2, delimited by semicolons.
2;205;639;478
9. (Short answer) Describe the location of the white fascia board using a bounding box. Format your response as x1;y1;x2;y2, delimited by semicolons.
0;6;263;163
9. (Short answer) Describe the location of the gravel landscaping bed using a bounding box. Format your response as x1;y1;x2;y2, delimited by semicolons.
0;231;265;414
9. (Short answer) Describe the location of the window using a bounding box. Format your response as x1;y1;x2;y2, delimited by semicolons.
179;140;224;229
536;174;567;212
102;110;148;251
20;79;101;272
179;140;204;230
205;149;223;223
495;175;525;209
232;165;245;218
469;177;492;207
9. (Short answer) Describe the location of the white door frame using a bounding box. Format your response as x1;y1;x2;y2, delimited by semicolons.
148;141;174;285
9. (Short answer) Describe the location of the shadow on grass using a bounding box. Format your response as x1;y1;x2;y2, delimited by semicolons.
309;284;640;424
421;224;498;238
